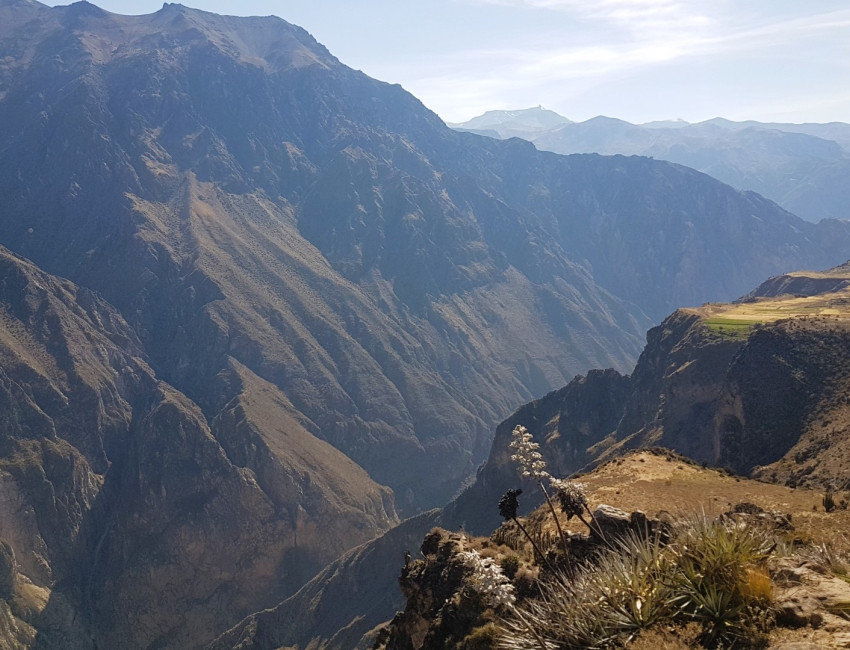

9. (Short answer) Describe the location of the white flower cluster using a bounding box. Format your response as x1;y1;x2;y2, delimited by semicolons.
509;424;549;480
457;549;517;608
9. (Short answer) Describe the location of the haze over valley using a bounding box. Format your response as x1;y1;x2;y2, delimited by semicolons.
0;1;848;648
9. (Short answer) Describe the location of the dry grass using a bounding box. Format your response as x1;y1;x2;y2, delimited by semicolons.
561;451;850;546
741;567;773;603
628;623;703;649
688;285;850;338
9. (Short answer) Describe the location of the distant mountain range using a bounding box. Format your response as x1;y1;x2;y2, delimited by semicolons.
450;107;850;223
1;1;850;647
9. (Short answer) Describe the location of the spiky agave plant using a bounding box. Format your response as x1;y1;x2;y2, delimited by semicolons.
670;513;776;647
498;513;780;649
499;531;678;649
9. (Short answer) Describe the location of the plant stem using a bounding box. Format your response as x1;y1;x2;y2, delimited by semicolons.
578;507;613;549
539;481;570;559
512;606;551;650
512;516;557;574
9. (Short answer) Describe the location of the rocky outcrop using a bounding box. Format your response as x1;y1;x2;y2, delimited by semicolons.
772;556;850;641
448;265;850;535
372;528;523;650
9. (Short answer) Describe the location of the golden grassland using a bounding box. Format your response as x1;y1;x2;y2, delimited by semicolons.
574;451;850;546
688;284;850;339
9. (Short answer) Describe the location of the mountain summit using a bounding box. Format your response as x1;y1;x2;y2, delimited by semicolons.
453;109;850;222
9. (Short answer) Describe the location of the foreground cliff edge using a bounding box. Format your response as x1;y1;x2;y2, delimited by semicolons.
376;450;850;649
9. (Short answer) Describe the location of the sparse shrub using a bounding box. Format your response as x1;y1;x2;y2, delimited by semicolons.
511;565;539;601
796;540;850;576
499;531;679;648
500;555;520;580
462;622;500;649
823;489;836;513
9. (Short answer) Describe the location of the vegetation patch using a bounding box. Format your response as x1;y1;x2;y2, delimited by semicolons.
702;317;760;339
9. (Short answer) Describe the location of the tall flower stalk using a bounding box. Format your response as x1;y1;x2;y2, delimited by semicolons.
508;425;569;560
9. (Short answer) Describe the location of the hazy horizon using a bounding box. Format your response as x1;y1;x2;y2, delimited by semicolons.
40;0;850;126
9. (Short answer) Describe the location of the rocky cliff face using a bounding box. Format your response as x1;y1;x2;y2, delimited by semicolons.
0;247;395;649
446;263;850;538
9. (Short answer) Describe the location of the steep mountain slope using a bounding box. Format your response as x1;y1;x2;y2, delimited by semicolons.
453;110;850;222
0;245;395;648
0;0;644;514
209;509;443;650
4;1;848;517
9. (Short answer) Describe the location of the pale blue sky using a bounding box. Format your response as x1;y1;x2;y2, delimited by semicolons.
42;0;850;125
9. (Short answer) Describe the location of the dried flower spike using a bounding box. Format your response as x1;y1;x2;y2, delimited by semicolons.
549;478;588;520
509;424;550;480
499;488;522;521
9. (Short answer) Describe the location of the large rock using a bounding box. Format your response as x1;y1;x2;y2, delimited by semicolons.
772;557;850;633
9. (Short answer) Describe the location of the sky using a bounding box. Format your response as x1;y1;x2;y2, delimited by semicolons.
42;0;850;125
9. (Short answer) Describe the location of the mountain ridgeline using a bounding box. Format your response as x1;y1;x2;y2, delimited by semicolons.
0;1;849;647
452;107;850;223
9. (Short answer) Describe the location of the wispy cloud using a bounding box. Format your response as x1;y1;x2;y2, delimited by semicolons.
470;0;717;35
387;1;850;122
